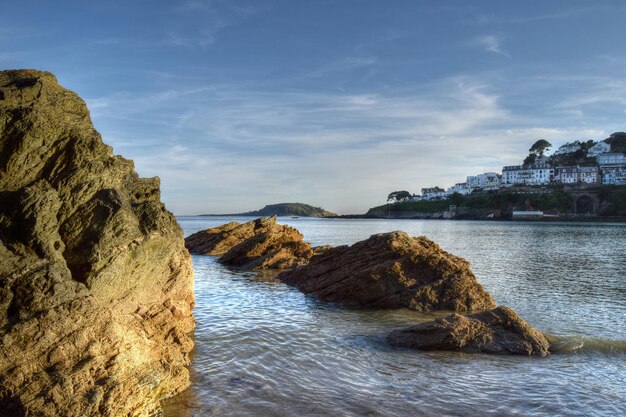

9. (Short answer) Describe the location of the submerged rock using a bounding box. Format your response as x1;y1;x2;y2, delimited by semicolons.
219;223;314;270
0;70;194;416
387;306;550;356
278;231;495;312
185;216;277;256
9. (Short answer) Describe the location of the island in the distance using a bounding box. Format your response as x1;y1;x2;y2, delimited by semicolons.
202;202;337;217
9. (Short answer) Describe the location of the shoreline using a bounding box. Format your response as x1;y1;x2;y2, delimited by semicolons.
189;214;626;222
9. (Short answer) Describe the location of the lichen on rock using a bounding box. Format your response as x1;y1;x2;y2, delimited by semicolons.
0;70;194;416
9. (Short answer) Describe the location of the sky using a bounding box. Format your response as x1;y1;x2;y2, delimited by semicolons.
2;0;626;214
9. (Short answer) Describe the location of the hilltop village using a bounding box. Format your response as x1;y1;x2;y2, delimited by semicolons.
372;132;626;219
410;132;626;201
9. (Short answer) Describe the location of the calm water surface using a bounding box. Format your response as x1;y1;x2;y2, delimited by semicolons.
163;217;626;417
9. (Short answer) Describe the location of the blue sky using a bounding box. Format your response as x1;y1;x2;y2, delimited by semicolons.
2;1;626;214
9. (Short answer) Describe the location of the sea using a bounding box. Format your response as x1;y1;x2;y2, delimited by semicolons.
163;217;625;417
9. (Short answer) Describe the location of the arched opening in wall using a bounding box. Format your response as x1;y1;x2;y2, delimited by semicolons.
576;195;595;214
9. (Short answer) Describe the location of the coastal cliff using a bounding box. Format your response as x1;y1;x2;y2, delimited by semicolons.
0;70;194;416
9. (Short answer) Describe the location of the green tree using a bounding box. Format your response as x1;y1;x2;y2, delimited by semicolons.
448;192;464;205
523;153;537;165
529;139;552;156
580;139;595;152
574;149;586;160
387;190;411;202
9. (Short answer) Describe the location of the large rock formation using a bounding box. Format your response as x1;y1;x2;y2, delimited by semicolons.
387;306;550;356
278;231;495;312
0;70;194;416
219;222;314;270
185;216;277;256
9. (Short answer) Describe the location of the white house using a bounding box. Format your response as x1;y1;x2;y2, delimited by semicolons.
446;182;471;196
587;142;611;157
603;167;626;185
466;172;501;190
598;153;626;185
421;186;446;200
502;163;553;186
555;166;599;184
597;152;626;167
553;142;581;155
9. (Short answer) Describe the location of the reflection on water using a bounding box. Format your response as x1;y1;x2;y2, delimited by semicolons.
163;217;626;417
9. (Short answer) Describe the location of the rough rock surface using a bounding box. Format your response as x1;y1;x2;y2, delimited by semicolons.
0;70;194;416
278;231;495;312
185;216;278;256
219;222;314;270
387;306;550;356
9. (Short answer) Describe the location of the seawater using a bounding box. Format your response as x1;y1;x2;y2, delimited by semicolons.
163;217;626;417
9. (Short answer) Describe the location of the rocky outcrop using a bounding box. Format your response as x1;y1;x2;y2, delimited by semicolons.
219;223;314;270
278;231;495;312
185;216;277;256
387;306;550;356
0;70;194;416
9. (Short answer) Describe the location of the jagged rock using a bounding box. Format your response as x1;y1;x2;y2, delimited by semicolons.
387;306;550;356
185;216;277;256
219;223;314;270
278;231;495;312
0;70;194;416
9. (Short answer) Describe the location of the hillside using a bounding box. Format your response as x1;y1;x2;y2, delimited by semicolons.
205;203;337;217
366;186;626;219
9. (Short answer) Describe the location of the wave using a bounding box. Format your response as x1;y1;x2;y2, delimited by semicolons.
549;335;626;355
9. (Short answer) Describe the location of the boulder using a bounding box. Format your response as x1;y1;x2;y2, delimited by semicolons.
278;231;495;312
387;306;550;356
0;70;194;416
185;216;277;255
219;223;314;270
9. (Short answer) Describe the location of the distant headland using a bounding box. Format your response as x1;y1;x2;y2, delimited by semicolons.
200;202;337;218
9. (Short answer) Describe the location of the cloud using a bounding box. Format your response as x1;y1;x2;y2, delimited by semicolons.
470;6;607;25
302;56;378;80
516;75;626;122
166;0;263;48
84;66;626;216
474;35;510;57
86;77;519;214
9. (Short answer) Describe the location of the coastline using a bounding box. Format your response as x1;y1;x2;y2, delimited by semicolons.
191;213;626;222
331;214;626;222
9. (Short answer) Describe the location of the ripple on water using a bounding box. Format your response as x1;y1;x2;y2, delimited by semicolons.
163;218;626;417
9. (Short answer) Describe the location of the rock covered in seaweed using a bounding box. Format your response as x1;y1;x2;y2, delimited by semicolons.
387;306;550;356
0;70;194;416
278;231;496;312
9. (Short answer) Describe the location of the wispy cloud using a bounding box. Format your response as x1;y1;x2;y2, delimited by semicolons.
85;67;626;215
473;35;510;57
6;0;623;214
166;0;263;48
471;6;607;25
302;56;378;79
86;78;517;213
